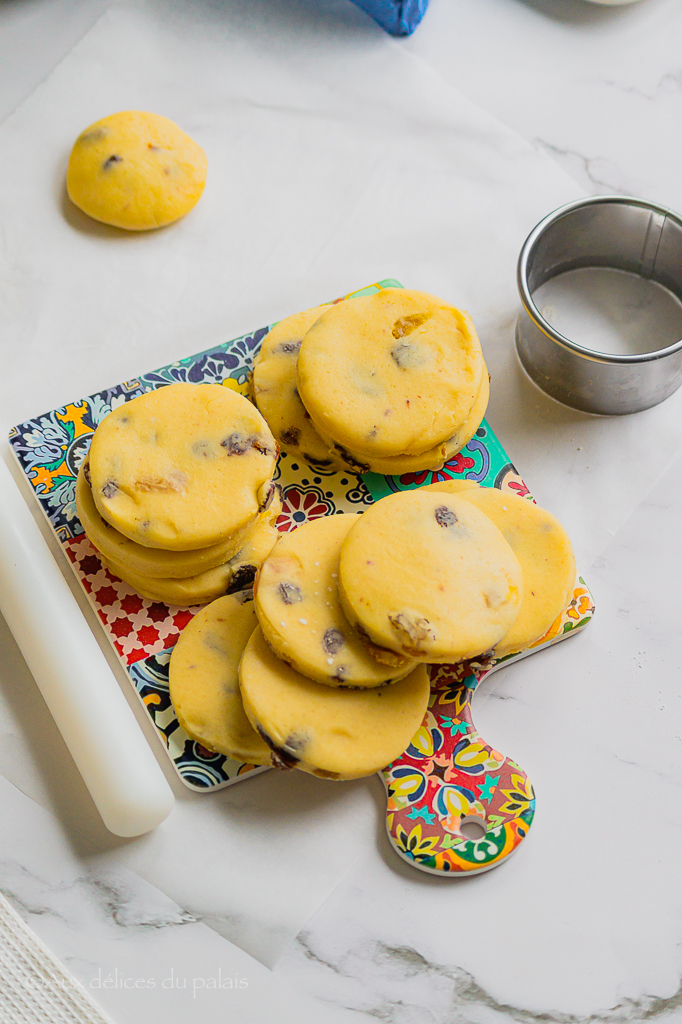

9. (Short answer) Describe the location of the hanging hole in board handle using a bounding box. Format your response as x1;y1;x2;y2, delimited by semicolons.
459;816;487;842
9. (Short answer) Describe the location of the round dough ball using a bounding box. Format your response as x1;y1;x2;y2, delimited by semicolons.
338;489;523;662
88;382;278;551
423;481;576;656
252;304;343;469
169;594;270;764
239;627;430;779
297;289;484;458
75;461;262;578
66;110;207;230
255;513;417;687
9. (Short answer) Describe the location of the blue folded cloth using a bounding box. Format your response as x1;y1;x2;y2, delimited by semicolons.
351;0;430;35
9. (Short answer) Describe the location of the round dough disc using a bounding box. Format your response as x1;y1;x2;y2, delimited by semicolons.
239;627;430;779
67;110;207;230
424;481;576;655
255;513;417;687
297;289;484;458
252;304;342;469
324;368;489;476
89;383;278;550
75;461;265;578
169;594;270;764
339;489;523;662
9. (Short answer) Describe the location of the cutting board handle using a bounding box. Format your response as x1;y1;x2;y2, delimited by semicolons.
382;664;534;875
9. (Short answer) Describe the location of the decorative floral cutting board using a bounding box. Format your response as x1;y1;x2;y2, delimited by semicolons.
8;279;594;875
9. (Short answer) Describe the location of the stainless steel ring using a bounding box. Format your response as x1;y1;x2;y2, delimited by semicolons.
515;195;682;415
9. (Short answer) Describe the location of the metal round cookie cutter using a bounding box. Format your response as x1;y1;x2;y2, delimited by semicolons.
516;195;682;415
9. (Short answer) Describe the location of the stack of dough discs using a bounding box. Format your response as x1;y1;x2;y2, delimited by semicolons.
67;110;207;231
252;291;488;475
255;513;418;686
239;627;430;779
100;552;238;605
98;492;282;604
295;289;486;473
88;382;278;550
329;370;489;476
339;489;523;663
252;304;343;470
423;481;576;656
169;594;270;764
80;382;280;603
75;462;257;578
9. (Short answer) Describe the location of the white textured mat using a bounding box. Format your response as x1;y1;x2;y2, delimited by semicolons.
0;892;114;1024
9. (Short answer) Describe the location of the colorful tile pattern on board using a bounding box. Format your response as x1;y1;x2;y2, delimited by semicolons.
9;280;595;878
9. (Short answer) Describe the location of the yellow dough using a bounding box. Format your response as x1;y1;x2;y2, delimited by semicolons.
239;627;430;779
297;289;484;458
323;369;489;476
169;594;270;764
89;383;278;551
66;110;207;230
420;478;480;496
101;552;235;605
338;489;523;662
75;461;269;578
100;492;282;604
252;304;343;469
255;513;417;687
424;481;576;656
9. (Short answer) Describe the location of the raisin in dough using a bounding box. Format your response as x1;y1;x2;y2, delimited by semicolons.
323;368;489;476
297;289;484;458
239;627;430;779
424;481;576;656
89;383;278;551
252;305;343;469
339;489;523;662
169;594;270;764
76;462;272;578
100;493;282;604
223;491;283;594
67;111;207;231
255;513;417;687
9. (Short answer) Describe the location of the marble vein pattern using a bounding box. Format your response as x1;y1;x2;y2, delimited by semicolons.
0;775;358;1024
532;139;630;196
283;931;682;1024
99;770;380;967
405;0;682;213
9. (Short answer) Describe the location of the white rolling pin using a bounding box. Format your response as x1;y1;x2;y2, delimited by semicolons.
0;456;175;837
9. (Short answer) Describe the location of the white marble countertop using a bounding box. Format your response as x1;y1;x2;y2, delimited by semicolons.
1;1;682;1021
